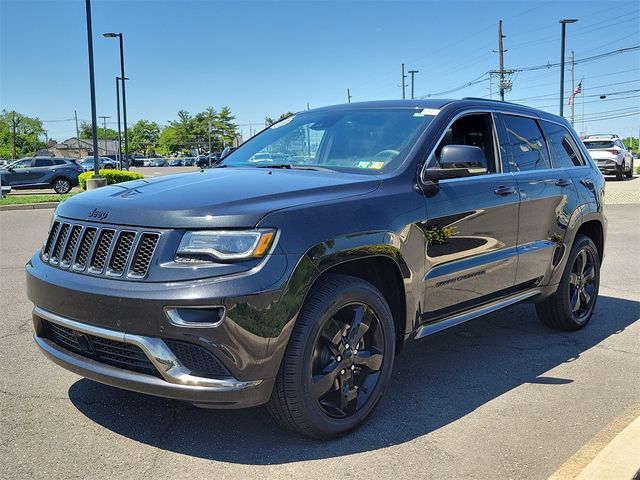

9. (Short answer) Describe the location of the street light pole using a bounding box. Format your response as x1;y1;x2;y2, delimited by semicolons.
559;19;578;117
116;77;122;169
104;32;129;169
84;0;101;181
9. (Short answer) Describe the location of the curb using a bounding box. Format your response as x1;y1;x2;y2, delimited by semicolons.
0;202;60;212
575;415;640;480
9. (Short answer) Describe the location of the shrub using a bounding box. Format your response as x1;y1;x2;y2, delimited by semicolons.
79;169;144;190
636;164;640;175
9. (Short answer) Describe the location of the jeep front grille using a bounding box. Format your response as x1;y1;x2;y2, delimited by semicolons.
42;220;159;279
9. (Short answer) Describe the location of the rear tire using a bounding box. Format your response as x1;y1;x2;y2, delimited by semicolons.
52;177;71;194
535;234;600;331
625;161;633;178
615;163;624;181
267;274;395;438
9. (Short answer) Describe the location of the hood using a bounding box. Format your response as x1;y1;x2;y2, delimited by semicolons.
55;167;381;228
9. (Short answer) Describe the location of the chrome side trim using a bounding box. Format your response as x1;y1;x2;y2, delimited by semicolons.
33;306;261;391
415;289;541;339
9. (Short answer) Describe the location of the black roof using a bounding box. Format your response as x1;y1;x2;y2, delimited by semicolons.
304;98;566;124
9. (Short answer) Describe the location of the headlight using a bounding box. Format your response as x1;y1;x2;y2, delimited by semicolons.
176;229;277;262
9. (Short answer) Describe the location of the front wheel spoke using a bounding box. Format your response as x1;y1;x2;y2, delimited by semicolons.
580;288;591;305
353;349;383;372
582;265;595;282
346;306;367;345
569;273;579;286
571;290;581;313
320;329;342;354
577;250;588;275
311;362;340;398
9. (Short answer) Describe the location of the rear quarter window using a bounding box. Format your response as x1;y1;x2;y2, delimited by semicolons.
541;121;585;168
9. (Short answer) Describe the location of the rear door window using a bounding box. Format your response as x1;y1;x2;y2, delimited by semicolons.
33;158;53;167
501;114;551;172
541;121;585;168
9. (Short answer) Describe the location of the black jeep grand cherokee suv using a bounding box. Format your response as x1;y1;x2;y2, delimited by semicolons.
26;99;606;438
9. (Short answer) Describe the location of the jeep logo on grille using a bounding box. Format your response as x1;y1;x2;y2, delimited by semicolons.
89;208;109;220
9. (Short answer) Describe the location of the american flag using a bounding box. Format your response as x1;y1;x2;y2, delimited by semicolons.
568;80;582;106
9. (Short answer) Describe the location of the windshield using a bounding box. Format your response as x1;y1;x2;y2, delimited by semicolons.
221;108;436;173
584;141;614;150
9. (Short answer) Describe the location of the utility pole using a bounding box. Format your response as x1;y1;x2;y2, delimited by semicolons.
498;20;506;101
408;69;419;99
401;63;407;99
99;116;110;156
570;50;575;126
43;130;48;154
74;110;81;158
347;88;352;103
11;111;17;159
489;73;493;99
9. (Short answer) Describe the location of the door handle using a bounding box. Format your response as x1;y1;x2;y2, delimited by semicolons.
494;185;517;196
555;178;571;187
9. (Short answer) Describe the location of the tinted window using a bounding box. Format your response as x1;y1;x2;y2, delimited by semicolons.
584;140;614;150
53;159;67;165
222;108;436;174
33;158;53;167
541;121;584;168
429;113;497;172
502;115;550;171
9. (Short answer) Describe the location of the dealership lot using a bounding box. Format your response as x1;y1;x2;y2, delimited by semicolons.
0;185;638;480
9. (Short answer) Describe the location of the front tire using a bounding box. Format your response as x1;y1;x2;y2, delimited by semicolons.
267;274;395;438
52;177;71;194
535;234;600;331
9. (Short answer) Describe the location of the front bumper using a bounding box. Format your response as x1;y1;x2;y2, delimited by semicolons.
34;308;273;407
26;248;299;408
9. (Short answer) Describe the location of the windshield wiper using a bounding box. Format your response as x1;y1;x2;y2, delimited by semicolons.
255;164;334;172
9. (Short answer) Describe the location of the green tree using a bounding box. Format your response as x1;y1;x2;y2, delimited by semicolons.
128;120;160;154
265;112;294;127
157;126;182;155
79;121;118;141
0;110;46;159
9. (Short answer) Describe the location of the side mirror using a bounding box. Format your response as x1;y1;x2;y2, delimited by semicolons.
425;145;488;181
7;167;15;172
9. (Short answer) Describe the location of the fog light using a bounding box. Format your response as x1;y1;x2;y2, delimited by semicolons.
164;306;225;328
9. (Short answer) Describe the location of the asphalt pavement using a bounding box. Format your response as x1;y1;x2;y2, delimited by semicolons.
0;190;638;479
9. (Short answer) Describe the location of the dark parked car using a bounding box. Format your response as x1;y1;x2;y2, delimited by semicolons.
169;159;183;167
1;156;82;193
182;157;195;167
27;99;606;438
195;153;220;168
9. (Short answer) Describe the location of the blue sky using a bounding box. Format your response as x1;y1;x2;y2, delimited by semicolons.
1;0;638;141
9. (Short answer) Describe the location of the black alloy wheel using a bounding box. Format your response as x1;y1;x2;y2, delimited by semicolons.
311;302;386;419
567;247;597;320
267;274;395;438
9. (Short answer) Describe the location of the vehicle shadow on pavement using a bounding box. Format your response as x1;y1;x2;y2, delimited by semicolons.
68;294;640;464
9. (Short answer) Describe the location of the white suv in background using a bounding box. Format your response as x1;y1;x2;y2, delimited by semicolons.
583;134;633;180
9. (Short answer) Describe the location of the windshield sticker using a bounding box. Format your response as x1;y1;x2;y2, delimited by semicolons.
356;161;385;170
270;115;295;128
413;108;440;117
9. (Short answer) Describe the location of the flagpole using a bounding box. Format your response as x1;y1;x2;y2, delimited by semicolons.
581;80;585;135
570;50;575;127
